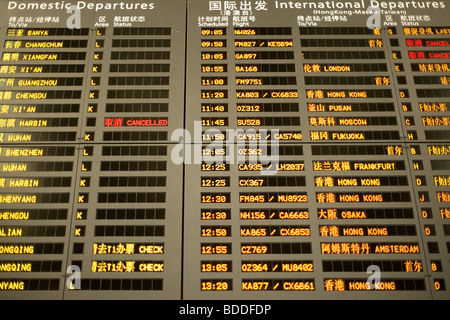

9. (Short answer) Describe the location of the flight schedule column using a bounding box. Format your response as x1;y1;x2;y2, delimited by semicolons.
185;0;313;299
198;24;234;295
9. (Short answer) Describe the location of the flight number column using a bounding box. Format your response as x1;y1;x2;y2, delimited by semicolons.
233;27;314;296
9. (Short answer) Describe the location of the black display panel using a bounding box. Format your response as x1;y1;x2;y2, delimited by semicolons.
184;0;450;300
0;0;448;301
0;0;185;300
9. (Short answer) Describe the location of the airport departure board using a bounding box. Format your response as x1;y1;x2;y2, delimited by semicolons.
0;0;449;301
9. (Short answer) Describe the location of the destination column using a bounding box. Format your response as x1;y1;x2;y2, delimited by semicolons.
0;2;92;298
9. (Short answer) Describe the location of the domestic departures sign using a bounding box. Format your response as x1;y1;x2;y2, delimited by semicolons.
0;0;448;301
